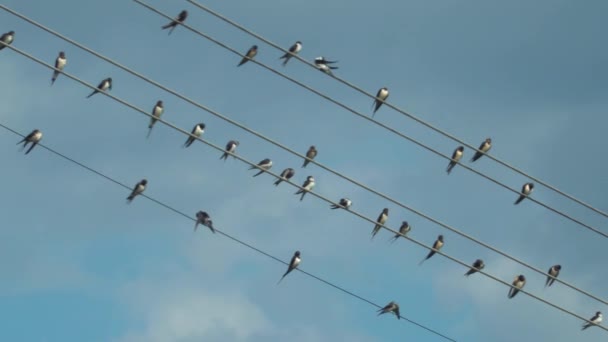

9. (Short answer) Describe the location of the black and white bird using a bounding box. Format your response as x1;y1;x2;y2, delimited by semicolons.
508;275;526;299
302;145;317;168
372;87;389;117
390;221;411;243
194;211;215;233
514;182;534;205
126;179;147;203
279;41;302;66
161;10;188;35
377;301;400;320
330;198;352;210
147;100;164;138
237;45;258;67
464;259;485;277
545;265;561;288
470;138;492;162
274;167;295;186
278;250;301;284
314;56;338;75
582;311;602;330
446;146;464;175
0;31;15;51
220;140;239;160
86;77;112;98
371;208;389;239
294;176;315;201
183;123;205;148
16;129;43;155
420;235;444;265
51;51;67;85
250;158;273;177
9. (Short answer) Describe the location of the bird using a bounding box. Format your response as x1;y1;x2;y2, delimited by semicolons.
372;87;389;116
183;123;205;148
545;265;561;287
161;10;188;35
582;311;602;330
194;211;215;233
314;56;338;75
274;167;295;186
470;138;492;162
464;259;485;277
278;250;301;284
302;145;317;168
514;182;534;205
294;176;315;201
420;235;444;265
446;146;464;174
51;51;67;85
220;140;239;160
279;41;302;66
126;179;147;203
147;100;164;138
0;31;15;51
508;275;526;299
237;45;258;67
390;221;411;243
86;77;112;98
371;208;389;239
249;158;272;177
377;301;400;320
330;198;352;210
16;129;43;155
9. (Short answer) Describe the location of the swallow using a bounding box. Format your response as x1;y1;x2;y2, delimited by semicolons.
377;301;400;320
161;10;188;35
51;51;67;85
16;129;43;155
371;208;389;239
372;87;389;117
419;235;444;265
183;123;205;147
390;221;411;243
0;31;15;51
464;259;485;277
508;275;526;299
274;167;295;186
194;210;215;233
86;77;112;98
147;100;164;138
514;182;534;205
582;311;602;330
277;250;301;284
470;138;492;162
279;41;302;66
220;140;239;160
294;176;315;201
330;198;352;210
126;179;147;203
446;146;464;175
249;158;272;177
545;264;561;287
302;145;317;168
237;45;258;67
314;56;338;75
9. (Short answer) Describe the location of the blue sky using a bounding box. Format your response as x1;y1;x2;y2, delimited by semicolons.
1;0;607;341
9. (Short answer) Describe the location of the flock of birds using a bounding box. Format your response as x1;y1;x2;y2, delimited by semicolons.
1;6;604;333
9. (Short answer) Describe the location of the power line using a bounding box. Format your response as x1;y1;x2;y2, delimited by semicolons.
0;123;456;342
185;0;608;221
2;5;606;307
1;44;604;334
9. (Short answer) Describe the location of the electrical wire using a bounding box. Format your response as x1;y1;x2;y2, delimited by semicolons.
185;0;608;221
2;5;606;307
0;44;604;334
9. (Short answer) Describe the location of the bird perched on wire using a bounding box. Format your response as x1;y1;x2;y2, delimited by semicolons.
0;31;15;51
545;265;561;287
126;179;147;203
372;87;389;117
390;221;411;243
278;250;301;284
220;140;239;161
314;56;338;75
249;158;273;177
161;10;188;35
51;51;67;85
274;167;295;186
330;198;352;210
371;208;389;239
86;77;112;98
470;138;492;162
446;146;464;175
279;41;302;66
183;123;205;148
464;259;485;277
194;211;215;233
237;45;258;67
147;100;164;138
377;301;400;320
294;176;315;201
302;145;317;168
582;311;602;330
508;275;526;299
17;129;43;155
420;235;444;265
514;182;534;205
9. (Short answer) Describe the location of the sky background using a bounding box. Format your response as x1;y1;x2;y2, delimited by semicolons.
1;0;607;341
